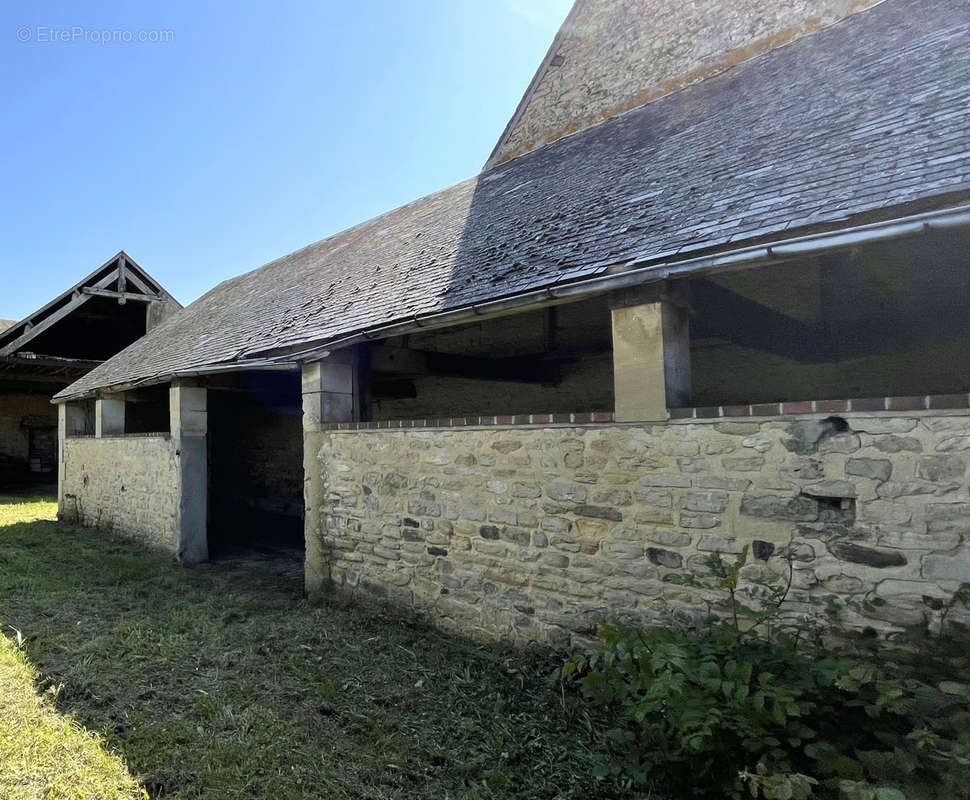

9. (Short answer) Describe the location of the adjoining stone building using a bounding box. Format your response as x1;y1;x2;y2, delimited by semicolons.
0;253;179;488
54;0;970;645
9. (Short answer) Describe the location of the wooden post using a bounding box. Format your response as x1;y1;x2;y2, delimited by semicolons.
170;382;208;564
612;283;692;422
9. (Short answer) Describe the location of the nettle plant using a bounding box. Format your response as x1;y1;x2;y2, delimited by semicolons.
552;548;970;800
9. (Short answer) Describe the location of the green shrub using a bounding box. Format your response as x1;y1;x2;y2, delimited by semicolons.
553;552;970;799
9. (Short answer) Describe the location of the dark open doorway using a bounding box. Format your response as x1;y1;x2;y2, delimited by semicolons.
207;369;304;561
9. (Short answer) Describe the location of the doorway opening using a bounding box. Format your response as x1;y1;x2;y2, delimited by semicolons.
207;369;304;561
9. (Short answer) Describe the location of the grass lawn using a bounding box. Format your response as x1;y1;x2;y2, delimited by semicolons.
0;494;610;799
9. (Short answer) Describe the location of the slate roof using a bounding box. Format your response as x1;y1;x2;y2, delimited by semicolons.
57;0;970;400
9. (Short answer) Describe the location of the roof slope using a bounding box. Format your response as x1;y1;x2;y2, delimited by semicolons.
486;0;880;167
58;0;970;400
0;320;15;333
0;252;180;358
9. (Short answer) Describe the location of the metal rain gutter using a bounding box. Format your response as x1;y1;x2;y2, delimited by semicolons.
57;202;970;401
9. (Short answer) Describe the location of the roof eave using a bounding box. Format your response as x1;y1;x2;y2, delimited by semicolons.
55;200;970;404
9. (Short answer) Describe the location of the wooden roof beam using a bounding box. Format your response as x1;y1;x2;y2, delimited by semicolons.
80;287;161;303
0;291;92;356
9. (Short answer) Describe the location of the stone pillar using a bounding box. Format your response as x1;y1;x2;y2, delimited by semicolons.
302;351;360;600
57;402;88;519
612;283;692;422
95;395;125;437
170;382;208;564
301;353;359;429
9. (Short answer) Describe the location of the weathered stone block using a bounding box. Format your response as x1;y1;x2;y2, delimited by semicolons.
546;483;587;503
877;529;961;551
500;527;531;547
682;490;729;513
575;504;623;521
918;455;966;482
878;479;959;499
851;418;917;434
861;500;912;526
846;458;892;482
680;512;721;529
511;481;542;498
925;503;970;534
644;529;691;547
491;440;522;454
697;534;744;554
679;458;710;473
922;555;970;582
870;435;922;453
803;480;856;498
408;498;441;517
634;507;675;525
936;435;970;452
593;488;633;506
714;422;760;436
780;458;823;480
489;508;517;525
722;456;765;471
637;488;673;506
540;516;571;533
741;494;818;521
741;435;773;453
821;574;865;594
540;553;570;568
696;476;751;491
479;525;500;540
602;540;643;559
817;433;860;455
661;440;699;456
647;547;683;568
640;474;691;488
372;545;400;561
704;441;736;455
828;541;906;568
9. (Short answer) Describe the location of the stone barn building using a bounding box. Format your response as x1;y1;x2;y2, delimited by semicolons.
54;0;970;646
0;253;178;488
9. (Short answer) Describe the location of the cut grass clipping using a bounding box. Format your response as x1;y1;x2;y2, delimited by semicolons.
0;494;611;799
0;630;146;800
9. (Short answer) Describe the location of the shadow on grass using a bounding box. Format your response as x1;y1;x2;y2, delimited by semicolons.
0;513;613;800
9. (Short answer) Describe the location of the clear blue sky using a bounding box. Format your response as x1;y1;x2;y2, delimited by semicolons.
0;0;571;321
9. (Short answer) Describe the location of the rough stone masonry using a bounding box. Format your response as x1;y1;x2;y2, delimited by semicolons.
306;412;970;648
61;436;180;553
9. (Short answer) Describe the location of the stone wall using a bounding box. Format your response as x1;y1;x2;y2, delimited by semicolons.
489;0;879;166
61;435;180;553
306;412;970;647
